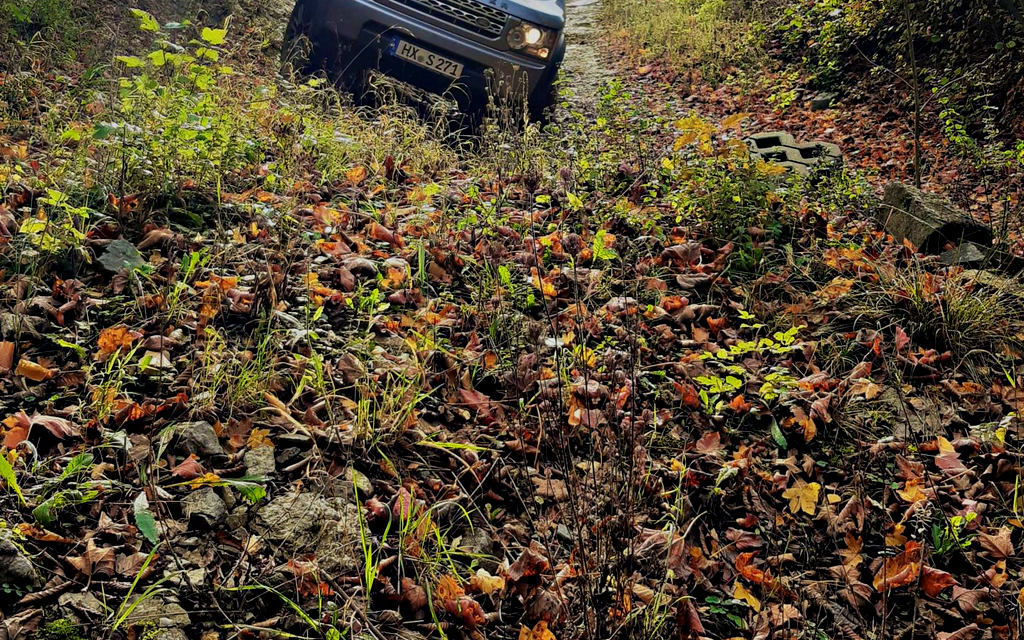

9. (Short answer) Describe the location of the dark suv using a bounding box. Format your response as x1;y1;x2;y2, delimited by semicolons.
282;0;566;122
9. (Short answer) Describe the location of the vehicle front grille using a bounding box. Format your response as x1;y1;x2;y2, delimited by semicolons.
392;0;508;38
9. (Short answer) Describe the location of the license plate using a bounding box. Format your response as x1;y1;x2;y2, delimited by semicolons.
391;39;463;79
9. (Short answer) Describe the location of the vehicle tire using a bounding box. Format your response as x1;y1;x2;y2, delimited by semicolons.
528;83;559;125
281;0;340;80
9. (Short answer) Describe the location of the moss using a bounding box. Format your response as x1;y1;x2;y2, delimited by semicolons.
39;619;86;640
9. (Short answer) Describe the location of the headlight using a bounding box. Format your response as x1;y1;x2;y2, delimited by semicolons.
507;21;554;59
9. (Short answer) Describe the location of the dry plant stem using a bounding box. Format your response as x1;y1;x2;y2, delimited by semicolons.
902;0;923;189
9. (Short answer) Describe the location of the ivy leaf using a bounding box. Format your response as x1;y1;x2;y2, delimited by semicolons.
115;56;146;69
133;492;159;545
129;8;159;32
201;27;227;46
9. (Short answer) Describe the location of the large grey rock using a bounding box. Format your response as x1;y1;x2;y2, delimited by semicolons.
0;533;37;588
253;491;359;574
877;183;992;254
183;487;227;529
180;421;224;458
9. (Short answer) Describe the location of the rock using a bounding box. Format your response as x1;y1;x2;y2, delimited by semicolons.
252;491;359;574
183;487;227;529
164;566;206;588
152;630;189;640
122;597;191;628
877;182;992;254
244;447;276;477
58;591;105;621
809;92;839;111
0;532;37;588
98;239;146;272
940;242;989;266
180;421;224;458
225;505;249;532
458;528;500;573
330;467;373;499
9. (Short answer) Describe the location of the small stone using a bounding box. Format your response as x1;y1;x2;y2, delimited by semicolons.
225;505;249;532
244;447;276;477
58;591;105;620
0;532;37;588
940;242;988;266
153;630;188;640
555;524;573;542
121;597;191;628
180;421;224;459
183;487;227;529
809;92;838;111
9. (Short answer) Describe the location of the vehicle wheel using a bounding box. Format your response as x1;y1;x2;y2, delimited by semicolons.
281;0;339;79
529;84;559;124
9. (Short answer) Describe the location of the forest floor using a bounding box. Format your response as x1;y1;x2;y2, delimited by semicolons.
2;3;1024;640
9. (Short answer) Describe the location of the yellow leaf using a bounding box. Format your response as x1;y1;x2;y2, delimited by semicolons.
734;582;761;612
782;481;820;515
346;165;367;185
897;478;928;504
721;112;751;129
189;472;221;489
886;522;908;547
937;436;955;454
467;569;505;595
246;427;273;450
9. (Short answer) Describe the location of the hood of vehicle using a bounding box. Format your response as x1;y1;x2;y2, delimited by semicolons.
486;0;564;29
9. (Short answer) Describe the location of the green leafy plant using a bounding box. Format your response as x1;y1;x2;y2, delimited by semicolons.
931;512;977;556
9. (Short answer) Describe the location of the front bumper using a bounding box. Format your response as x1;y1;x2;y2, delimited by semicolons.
309;0;565;107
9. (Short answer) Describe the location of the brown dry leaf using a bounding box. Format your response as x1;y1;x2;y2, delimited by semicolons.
171;455;205;480
0;341;13;372
977;527;1013;559
781;481;820;515
885;522;908;547
66;539;116;578
14;359;53;382
840;533;863;568
983;559;1008;587
872;540;922;592
532;476;569;502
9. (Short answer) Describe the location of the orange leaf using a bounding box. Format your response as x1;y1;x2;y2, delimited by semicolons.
897;478;928;504
436;574;464;603
96;325;137;360
15;358;53;382
346;165;368;185
921;565;956;598
519;621;558;640
872;540;922;592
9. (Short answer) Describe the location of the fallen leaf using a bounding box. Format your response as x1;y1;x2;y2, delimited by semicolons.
921;565;956;598
873;540;922;592
782;481;820;515
14;359;53;382
734;582;762;612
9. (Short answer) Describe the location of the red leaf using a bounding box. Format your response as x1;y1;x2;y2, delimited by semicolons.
171;455;205;480
921;565;956;598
